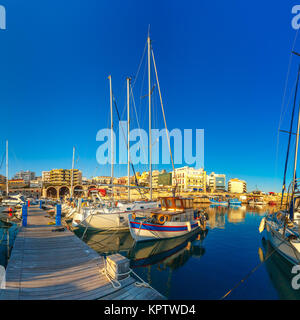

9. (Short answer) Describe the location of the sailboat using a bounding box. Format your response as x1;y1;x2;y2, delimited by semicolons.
128;33;208;242
72;65;158;231
259;60;300;265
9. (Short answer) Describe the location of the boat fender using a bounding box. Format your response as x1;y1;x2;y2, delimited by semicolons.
158;215;167;225
132;213;136;220
186;221;191;232
115;201;118;206
259;217;266;233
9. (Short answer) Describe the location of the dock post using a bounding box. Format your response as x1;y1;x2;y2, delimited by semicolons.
22;205;28;227
56;204;61;226
39;200;42;209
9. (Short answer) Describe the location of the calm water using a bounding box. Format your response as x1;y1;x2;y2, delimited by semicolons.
0;220;18;268
75;205;300;300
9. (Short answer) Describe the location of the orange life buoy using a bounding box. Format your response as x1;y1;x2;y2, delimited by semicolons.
158;214;167;225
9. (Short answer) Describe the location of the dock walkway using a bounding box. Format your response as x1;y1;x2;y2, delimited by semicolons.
0;206;164;300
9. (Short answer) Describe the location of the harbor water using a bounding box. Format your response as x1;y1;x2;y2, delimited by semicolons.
74;204;300;300
0;220;18;269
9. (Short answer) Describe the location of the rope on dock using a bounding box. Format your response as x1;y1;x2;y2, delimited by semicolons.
99;257;153;290
220;238;285;300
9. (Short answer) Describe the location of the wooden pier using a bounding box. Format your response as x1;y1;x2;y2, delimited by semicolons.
0;206;164;300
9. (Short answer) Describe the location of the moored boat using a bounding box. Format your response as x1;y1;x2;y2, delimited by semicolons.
128;197;208;242
228;198;242;206
209;197;228;206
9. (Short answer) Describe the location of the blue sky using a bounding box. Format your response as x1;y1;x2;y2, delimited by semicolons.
0;0;300;192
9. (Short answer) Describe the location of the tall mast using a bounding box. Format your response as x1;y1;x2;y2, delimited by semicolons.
70;146;75;200
108;75;114;200
148;34;152;201
127;77;131;201
6;140;8;196
281;65;300;207
291;95;300;221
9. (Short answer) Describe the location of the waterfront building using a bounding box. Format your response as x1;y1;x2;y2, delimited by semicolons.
13;170;35;183
92;176;111;185
42;171;51;183
46;169;82;186
30;179;43;188
172;166;207;192
207;172;226;192
9;179;27;188
228;178;247;193
0;174;6;184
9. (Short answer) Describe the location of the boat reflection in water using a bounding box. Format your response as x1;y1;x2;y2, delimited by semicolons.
74;227;208;270
74;229;134;256
259;238;300;300
128;229;208;269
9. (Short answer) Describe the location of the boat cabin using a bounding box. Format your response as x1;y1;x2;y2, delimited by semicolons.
158;197;194;211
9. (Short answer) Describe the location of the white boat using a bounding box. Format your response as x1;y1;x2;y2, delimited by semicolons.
2;194;26;206
261;209;300;265
72;200;159;230
248;198;266;206
128;197;207;242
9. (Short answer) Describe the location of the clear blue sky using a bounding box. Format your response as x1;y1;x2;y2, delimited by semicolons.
0;0;300;192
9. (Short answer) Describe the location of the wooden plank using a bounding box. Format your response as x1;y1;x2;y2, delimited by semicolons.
0;206;164;300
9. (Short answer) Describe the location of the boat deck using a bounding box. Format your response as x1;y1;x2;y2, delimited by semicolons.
0;206;164;300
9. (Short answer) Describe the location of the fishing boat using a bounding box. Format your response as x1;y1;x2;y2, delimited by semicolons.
259;59;300;265
228;198;242;206
209;197;228;206
128;197;207;242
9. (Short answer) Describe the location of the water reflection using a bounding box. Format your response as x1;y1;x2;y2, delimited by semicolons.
0;220;18;268
74;229;134;256
128;229;208;269
259;238;300;300
76;204;300;299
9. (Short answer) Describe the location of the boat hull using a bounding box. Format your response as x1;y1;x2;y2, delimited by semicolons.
128;214;201;242
72;201;158;230
264;219;300;265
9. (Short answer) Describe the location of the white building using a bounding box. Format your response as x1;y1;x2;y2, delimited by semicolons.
42;171;50;183
172;166;206;192
207;172;226;192
228;178;247;194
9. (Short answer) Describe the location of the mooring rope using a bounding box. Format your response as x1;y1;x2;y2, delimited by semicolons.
99;257;154;290
220;237;286;300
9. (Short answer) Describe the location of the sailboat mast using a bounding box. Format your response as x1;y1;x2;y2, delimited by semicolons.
70;146;75;200
108;75;114;200
291;97;300;220
148;35;152;201
127;77;131;201
6;140;8;196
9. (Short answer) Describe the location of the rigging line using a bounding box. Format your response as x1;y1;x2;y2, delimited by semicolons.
0;151;5;171
132;40;147;90
276;28;300;176
281;65;300;207
220;237;286;300
130;85;147;163
151;48;177;194
112;93;140;187
278;28;300;131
